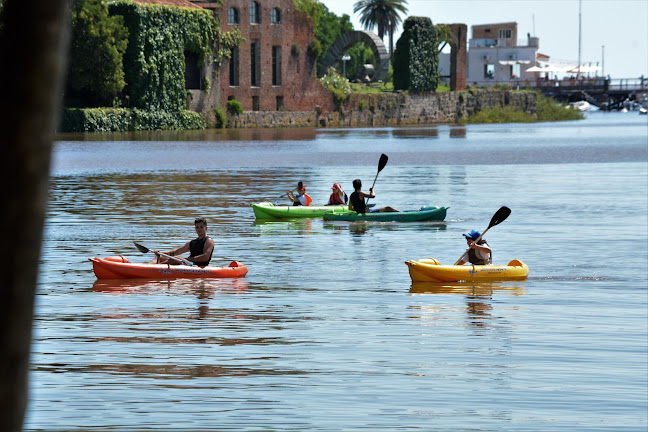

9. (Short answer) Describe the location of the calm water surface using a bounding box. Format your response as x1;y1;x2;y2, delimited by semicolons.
27;112;648;431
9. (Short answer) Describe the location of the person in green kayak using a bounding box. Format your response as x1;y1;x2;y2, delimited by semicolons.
286;181;312;206
151;217;214;267
348;179;399;214
457;230;492;265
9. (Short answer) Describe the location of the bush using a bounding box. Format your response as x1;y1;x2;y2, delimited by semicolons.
358;100;368;111
65;0;129;107
60;108;207;132
307;39;322;60
212;106;227;128
536;93;584;121
393;16;440;92
460;106;535;124
320;67;351;108
227;99;243;114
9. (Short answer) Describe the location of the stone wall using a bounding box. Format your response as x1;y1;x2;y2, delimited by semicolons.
227;90;537;128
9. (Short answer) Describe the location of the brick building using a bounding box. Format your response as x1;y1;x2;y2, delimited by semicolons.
216;0;333;112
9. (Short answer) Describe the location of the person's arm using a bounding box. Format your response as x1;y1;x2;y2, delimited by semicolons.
286;190;298;203
166;242;190;257
189;238;214;263
457;251;469;265
358;188;375;199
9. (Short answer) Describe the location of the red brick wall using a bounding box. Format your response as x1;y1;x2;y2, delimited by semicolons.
219;0;334;112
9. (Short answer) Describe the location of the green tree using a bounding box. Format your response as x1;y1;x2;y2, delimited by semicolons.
393;16;439;92
345;43;375;81
353;0;408;57
65;0;128;107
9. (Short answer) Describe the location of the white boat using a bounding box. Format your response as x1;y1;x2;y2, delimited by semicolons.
569;100;592;112
639;107;647;115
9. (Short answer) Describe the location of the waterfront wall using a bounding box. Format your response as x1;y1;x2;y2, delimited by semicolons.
227;90;537;128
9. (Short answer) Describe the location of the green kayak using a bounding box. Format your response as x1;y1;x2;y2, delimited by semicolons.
322;206;448;222
252;202;353;219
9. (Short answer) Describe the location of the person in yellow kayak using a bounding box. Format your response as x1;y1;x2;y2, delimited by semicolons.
286;181;312;206
348;179;399;214
457;230;492;265
151;217;214;267
327;182;348;205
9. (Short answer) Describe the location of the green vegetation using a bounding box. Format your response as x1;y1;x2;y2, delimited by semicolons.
320;67;351;107
61;108;206;132
393;17;440;92
349;82;393;93
65;0;129;107
212;106;227;128
461;93;584;124
227;99;243;114
109;1;216;112
536;93;584;121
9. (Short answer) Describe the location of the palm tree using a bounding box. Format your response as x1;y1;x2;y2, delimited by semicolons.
353;0;408;56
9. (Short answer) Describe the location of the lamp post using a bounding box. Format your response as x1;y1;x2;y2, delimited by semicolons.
342;54;351;78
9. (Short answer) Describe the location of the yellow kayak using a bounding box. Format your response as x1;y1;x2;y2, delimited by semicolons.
405;258;529;282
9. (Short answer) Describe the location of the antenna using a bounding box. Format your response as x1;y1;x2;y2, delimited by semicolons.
532;13;535;36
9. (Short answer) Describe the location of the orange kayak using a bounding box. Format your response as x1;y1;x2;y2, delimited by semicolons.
89;256;248;280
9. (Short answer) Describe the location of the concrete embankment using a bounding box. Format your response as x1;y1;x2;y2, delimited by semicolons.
227;90;537;128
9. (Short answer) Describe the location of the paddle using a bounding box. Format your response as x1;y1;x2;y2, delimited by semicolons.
133;242;194;266
453;206;511;265
366;153;388;204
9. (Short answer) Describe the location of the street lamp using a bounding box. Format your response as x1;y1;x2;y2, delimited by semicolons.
342;54;351;78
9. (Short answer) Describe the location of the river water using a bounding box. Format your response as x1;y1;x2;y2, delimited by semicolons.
27;112;647;431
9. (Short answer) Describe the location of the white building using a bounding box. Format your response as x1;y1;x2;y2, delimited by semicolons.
466;22;540;86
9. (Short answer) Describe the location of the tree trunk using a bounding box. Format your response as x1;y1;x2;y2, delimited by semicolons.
0;1;69;431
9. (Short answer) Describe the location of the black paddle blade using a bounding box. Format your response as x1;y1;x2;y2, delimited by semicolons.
488;206;511;229
133;242;149;253
377;154;388;173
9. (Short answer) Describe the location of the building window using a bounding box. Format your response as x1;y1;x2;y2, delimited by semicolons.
229;47;239;86
276;96;284;111
250;42;260;87
249;1;260;24
184;51;200;89
499;29;512;39
271;8;281;24
252;96;260;111
227;7;239;24
272;46;282;86
484;64;495;79
511;63;520;79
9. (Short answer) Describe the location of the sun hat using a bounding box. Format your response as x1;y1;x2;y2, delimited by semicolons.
463;230;481;240
331;182;342;190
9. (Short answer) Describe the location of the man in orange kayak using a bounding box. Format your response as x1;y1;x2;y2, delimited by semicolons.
457;230;492;265
151;217;214;267
348;179;399;214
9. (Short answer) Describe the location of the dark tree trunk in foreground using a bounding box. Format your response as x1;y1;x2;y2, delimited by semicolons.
0;1;69;430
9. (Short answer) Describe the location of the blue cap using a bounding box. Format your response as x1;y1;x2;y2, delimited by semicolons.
463;230;481;240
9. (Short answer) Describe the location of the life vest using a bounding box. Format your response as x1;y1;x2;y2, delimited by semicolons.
328;191;347;205
189;236;212;266
467;240;492;265
293;193;313;207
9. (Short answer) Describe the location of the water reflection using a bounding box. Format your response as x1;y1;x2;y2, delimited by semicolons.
392;128;439;139
92;278;249;295
449;127;467;138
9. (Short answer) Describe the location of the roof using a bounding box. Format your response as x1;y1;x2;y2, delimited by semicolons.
472;22;518;28
132;0;203;9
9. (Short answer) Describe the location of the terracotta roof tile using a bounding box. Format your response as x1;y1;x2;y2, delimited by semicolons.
132;0;203;9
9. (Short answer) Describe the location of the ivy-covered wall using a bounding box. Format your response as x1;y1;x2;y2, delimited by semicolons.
393;16;440;92
108;1;216;112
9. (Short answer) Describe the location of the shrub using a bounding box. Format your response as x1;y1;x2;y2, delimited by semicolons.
320;67;350;108
227;99;244;114
393;16;440;92
536;93;584;121
358;100;368;111
212;106;227;128
60;108;207;132
65;0;129;107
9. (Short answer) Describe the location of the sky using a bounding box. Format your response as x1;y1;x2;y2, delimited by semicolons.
322;0;648;79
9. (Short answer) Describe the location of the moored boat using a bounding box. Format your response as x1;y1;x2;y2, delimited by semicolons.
251;202;352;219
405;258;528;282
90;256;248;280
323;206;448;222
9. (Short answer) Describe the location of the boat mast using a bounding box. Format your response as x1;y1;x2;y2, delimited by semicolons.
577;0;582;80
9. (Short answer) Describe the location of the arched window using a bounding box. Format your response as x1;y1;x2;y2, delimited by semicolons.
270;8;281;24
249;1;260;24
227;8;239;24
